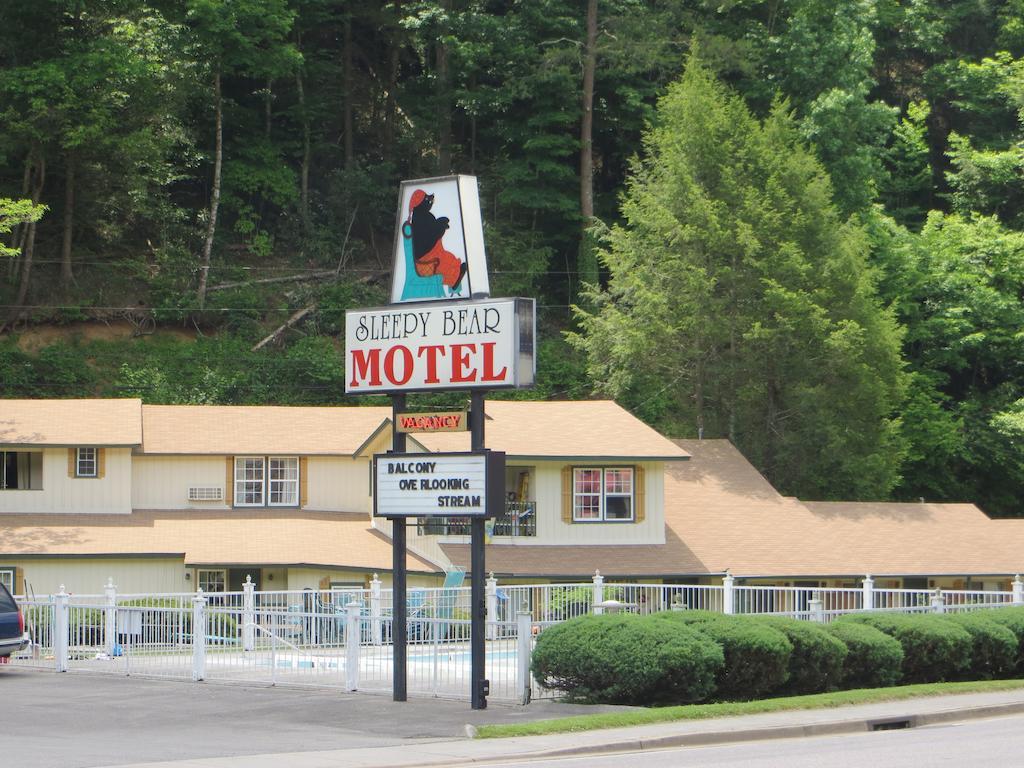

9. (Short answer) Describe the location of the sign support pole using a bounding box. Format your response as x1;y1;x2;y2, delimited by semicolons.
470;390;487;710
391;393;408;702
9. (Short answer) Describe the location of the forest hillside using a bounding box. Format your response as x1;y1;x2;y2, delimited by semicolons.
1;1;1022;513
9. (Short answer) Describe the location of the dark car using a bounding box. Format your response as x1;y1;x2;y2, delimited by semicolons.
0;582;28;661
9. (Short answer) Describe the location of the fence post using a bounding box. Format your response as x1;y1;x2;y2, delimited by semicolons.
104;577;117;657
809;591;825;623
54;586;69;673
722;571;735;615
345;601;361;692
1013;575;1024;606
592;570;605;615
931;589;945;614
192;589;207;682
486;572;498;640
242;575;255;652
370;573;383;646
516;611;532;706
862;574;875;611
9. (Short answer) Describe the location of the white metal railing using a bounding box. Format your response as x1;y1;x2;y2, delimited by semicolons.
11;573;1024;704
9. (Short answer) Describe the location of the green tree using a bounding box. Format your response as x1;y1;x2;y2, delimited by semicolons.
570;57;906;499
880;101;934;228
884;212;1024;515
945;54;1024;227
185;0;299;308
0;198;46;258
769;0;897;216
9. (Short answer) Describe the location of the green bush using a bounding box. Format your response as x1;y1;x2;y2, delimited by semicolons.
655;612;792;701
837;613;972;683
945;613;1017;679
531;613;723;705
975;607;1024;673
753;617;847;695
825;621;904;688
658;609;727;625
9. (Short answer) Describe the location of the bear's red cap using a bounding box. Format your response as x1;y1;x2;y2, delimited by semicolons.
409;189;427;213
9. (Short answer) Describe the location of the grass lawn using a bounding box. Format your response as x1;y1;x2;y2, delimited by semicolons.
475;679;1024;738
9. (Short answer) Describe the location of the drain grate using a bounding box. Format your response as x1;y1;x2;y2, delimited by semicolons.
868;716;915;731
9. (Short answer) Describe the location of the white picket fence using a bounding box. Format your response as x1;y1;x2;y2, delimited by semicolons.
11;572;1023;703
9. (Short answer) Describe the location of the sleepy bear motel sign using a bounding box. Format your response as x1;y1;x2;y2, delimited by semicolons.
345;175;536;395
345;174;531;712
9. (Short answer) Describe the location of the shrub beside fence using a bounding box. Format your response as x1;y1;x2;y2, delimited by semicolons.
533;607;1024;705
823;621;903;689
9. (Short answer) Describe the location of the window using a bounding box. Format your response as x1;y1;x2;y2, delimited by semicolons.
233;457;299;507
235;457;265;506
573;467;634;522
268;457;299;505
1;451;43;490
76;447;98;477
0;568;14;593
197;569;226;593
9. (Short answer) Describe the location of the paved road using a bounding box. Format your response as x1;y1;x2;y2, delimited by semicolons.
472;714;1024;768
7;668;1024;768
0;668;627;768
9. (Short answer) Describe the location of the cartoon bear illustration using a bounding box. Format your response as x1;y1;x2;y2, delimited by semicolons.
406;189;467;293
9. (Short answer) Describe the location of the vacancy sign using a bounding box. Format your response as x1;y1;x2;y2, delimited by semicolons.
395;411;468;433
345;297;536;394
373;451;505;518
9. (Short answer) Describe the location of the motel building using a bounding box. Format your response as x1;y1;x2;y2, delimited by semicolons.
1;397;1022;599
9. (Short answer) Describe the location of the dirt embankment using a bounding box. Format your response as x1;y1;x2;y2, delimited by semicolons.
9;321;196;353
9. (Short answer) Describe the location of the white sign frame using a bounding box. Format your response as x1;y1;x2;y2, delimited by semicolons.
373;451;505;518
389;175;490;304
345;297;535;394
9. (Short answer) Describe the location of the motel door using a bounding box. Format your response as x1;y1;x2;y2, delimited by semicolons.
229;568;262;592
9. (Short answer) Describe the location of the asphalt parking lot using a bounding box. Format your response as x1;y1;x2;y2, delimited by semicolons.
0;668;626;768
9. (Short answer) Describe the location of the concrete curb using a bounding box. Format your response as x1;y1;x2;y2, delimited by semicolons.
392;698;1024;767
533;704;1024;759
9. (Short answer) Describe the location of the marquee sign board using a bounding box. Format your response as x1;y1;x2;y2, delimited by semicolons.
390;175;490;304
373;451;506;518
345;297;536;394
395;411;468;433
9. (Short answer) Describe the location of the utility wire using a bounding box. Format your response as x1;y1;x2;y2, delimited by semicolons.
19;259;590;276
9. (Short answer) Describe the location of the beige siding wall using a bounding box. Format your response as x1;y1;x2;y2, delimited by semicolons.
386;460;666;552
0;447;132;515
305;457;371;513
285;568;442;591
537;460;665;545
133;454;371;513
132;455;229;509
6;557;187;595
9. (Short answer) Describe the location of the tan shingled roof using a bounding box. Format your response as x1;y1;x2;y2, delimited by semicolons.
666;440;1024;577
141;405;391;455
0;510;437;573
441;539;706;579
448;439;1024;579
0;399;142;446
415;400;689;460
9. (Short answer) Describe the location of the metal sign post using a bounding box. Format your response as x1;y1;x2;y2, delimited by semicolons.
391;393;407;702
470;390;487;710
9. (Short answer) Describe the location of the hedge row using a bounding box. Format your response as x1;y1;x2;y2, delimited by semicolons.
532;608;1024;705
529;613;722;705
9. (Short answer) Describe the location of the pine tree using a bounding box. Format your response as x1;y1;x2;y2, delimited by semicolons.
570;56;907;500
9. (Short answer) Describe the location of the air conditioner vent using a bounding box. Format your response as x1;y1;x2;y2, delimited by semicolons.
188;486;224;502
